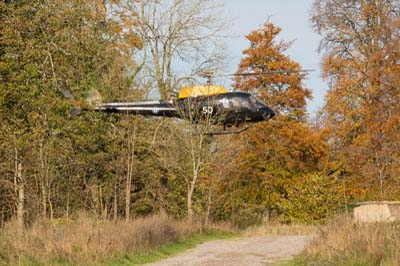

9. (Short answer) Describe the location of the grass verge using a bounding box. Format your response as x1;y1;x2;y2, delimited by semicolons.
104;230;237;266
243;221;317;237
0;214;236;266
284;215;400;266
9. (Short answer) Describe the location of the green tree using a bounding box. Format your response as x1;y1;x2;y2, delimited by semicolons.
0;0;141;226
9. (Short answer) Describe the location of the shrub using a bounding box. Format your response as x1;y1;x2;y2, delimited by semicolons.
0;213;201;266
293;216;400;266
278;173;340;224
231;208;263;229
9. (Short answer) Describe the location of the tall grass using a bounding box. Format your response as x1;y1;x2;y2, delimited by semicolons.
243;221;317;237
0;213;233;266
291;215;400;266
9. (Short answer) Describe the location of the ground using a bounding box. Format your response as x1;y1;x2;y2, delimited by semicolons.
144;235;310;266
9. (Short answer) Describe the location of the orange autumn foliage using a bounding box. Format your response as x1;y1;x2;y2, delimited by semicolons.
212;23;333;224
234;23;311;121
311;0;400;200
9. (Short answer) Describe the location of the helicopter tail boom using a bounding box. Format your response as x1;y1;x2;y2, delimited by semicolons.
95;100;179;117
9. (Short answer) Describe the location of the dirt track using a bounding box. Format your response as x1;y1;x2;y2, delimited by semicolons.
144;235;310;266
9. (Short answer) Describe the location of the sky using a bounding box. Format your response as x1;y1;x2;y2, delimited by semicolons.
219;0;327;115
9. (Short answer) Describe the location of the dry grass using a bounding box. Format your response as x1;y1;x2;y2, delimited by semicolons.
291;215;400;266
0;213;233;266
243;221;317;237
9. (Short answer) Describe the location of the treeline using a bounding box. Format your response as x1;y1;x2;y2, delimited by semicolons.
0;0;399;231
0;0;142;228
311;0;400;201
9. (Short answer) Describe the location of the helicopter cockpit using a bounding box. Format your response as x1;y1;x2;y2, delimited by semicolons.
217;93;266;110
249;95;269;110
215;92;275;122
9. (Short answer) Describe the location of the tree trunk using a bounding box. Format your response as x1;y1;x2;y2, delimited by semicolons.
16;161;24;234
187;172;198;223
125;116;137;222
379;169;384;200
13;149;18;215
41;182;47;218
66;189;70;219
125;170;132;222
48;188;54;221
99;185;104;218
205;187;212;227
39;143;47;219
1;209;4;228
187;187;193;223
113;182;118;222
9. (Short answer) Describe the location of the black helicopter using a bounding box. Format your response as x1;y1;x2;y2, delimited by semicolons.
95;70;311;135
96;89;275;134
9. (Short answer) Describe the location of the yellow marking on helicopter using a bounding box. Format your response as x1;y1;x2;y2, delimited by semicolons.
178;85;227;99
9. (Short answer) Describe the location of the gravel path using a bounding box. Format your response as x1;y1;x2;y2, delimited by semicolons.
144;235;310;266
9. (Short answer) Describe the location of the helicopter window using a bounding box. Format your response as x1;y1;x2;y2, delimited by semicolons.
256;99;266;108
250;96;257;105
218;96;254;109
231;97;241;108
241;97;252;108
249;96;266;109
219;98;230;108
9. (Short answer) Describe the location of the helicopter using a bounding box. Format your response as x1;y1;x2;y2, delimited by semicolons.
94;70;312;135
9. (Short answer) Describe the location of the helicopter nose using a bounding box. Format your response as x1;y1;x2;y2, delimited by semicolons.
261;107;275;120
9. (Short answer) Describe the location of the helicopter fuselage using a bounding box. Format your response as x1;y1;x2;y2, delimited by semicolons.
97;92;275;127
177;92;275;126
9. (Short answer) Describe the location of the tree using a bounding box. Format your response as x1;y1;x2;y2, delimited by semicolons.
125;0;228;99
212;22;329;224
154;99;221;222
311;0;400;199
278;173;340;224
0;0;141;225
234;22;312;121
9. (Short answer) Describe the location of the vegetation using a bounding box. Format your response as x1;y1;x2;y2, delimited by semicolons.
212;23;333;225
243;221;317;237
105;230;236;266
0;0;400;264
289;216;400;266
311;0;400;200
0;0;341;231
0;213;235;266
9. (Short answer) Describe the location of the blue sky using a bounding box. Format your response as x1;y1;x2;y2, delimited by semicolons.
220;0;327;115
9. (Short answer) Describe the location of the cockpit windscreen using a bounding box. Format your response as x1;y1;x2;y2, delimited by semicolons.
249;95;267;109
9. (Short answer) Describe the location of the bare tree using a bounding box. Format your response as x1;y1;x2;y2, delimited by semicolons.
153;97;227;221
123;0;228;99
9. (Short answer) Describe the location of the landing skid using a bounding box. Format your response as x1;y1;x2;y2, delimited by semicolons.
203;126;250;136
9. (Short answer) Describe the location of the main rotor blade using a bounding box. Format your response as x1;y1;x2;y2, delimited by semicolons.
229;69;315;76
200;126;251;136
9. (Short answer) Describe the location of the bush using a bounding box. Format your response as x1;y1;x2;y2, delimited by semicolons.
231;209;263;229
278;173;340;224
292;216;400;266
0;213;201;266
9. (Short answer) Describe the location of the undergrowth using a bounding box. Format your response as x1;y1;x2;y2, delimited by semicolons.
0;213;235;266
288;215;400;266
104;230;236;266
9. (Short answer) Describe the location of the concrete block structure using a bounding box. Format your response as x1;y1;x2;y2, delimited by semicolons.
354;201;400;223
